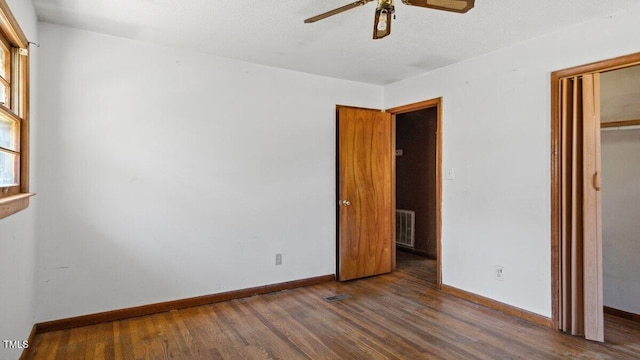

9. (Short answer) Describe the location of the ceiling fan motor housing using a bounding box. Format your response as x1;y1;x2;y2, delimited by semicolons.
377;0;395;12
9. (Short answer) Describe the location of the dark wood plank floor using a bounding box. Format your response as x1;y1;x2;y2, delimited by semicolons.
27;252;640;359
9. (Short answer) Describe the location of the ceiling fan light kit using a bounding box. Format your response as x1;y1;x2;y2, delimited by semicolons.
304;0;474;39
373;0;395;39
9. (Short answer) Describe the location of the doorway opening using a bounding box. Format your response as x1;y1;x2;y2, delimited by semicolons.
394;108;438;265
335;98;442;286
388;98;442;287
551;52;640;342
600;65;640;324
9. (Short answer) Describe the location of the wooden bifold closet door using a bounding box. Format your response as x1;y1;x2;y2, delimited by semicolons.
559;73;604;342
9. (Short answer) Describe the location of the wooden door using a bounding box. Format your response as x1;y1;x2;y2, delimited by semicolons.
582;73;604;342
337;106;393;281
558;74;604;342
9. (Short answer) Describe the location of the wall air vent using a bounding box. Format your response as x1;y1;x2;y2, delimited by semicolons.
396;209;415;248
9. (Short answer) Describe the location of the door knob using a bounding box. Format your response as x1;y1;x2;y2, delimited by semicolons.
339;200;351;206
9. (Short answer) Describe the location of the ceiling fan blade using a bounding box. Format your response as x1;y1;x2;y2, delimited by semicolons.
304;0;374;23
401;0;474;13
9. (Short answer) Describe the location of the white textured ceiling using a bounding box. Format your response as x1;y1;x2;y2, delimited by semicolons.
32;0;640;85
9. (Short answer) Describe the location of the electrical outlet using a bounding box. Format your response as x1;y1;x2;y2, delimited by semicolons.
275;253;282;265
495;266;504;281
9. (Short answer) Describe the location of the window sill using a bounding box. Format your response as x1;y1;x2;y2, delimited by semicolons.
0;192;35;220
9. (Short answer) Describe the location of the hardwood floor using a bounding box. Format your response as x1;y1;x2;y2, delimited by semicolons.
27;252;640;359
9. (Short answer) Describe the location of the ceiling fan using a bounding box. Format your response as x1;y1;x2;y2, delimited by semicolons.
304;0;475;39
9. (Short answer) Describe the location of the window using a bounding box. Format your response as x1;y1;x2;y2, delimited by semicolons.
0;0;32;220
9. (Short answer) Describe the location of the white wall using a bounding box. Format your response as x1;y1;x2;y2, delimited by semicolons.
602;128;640;315
35;22;382;321
0;211;36;360
0;0;38;359
384;5;640;317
